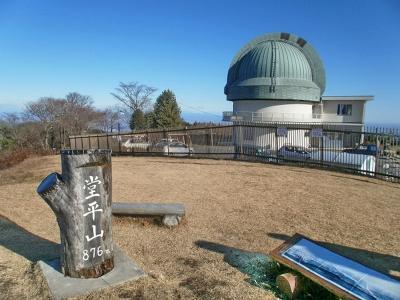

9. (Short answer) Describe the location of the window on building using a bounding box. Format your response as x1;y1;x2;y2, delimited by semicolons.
337;104;352;116
312;104;322;118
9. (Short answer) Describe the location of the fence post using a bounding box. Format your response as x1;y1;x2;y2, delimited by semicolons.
59;128;62;150
188;128;192;154
118;135;121;154
320;132;324;166
183;127;187;145
210;128;214;147
239;124;244;159
146;130;150;153
233;123;239;159
275;124;279;163
375;129;379;177
63;127;65;148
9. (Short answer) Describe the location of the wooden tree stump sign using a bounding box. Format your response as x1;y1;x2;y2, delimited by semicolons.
37;149;114;278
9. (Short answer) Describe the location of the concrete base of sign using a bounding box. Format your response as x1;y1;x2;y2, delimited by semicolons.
38;246;146;300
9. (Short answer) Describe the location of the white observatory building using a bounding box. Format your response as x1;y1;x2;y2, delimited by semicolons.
223;32;373;129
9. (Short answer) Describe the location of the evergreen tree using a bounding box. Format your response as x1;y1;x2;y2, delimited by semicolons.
144;111;155;129
152;90;183;128
0;124;15;150
129;109;146;130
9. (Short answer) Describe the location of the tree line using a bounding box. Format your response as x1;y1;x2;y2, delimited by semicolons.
110;82;185;131
0;82;185;153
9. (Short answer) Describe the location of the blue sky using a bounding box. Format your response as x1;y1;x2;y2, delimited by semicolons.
0;0;399;123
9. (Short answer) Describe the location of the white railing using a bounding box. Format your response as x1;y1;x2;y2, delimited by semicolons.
314;114;356;123
223;111;315;122
223;111;359;123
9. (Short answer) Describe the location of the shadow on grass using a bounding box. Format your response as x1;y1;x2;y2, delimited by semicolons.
194;240;279;292
267;233;400;280
195;240;341;299
0;215;59;262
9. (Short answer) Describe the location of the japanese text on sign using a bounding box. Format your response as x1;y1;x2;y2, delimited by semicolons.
82;175;108;259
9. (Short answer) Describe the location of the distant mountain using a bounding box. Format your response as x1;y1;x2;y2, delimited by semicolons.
0;104;24;114
181;111;222;124
365;122;400;130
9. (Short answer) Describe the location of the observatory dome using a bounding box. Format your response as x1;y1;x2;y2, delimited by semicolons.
224;32;325;102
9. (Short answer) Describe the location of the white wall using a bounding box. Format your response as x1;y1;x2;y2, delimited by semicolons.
239;127;310;150
231;99;366;124
233;100;313;122
322;100;365;123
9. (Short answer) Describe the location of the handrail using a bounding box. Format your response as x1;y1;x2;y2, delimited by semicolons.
223;111;359;123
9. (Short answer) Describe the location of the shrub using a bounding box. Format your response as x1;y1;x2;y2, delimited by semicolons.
0;149;31;170
0;148;53;170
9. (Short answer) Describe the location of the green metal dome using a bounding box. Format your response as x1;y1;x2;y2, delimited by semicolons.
224;32;326;102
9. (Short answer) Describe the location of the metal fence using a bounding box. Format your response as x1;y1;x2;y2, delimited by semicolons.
68;122;400;183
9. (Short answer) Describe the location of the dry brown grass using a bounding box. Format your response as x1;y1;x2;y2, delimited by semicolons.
1;155;399;299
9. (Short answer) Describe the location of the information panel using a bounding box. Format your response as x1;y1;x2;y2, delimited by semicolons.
270;234;400;300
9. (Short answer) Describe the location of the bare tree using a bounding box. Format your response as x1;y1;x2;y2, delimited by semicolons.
24;93;100;149
98;106;120;133
2;112;47;150
116;106;131;130
1;112;20;127
63;92;96;135
111;82;157;112
24;97;65;123
1;113;20;140
65;92;92;106
24;97;65;149
14;121;45;150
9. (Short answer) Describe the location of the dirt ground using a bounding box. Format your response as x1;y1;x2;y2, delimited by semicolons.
1;155;400;299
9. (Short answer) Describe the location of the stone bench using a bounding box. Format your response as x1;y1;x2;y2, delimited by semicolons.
112;202;185;226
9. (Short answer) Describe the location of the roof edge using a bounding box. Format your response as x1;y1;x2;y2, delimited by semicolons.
322;96;374;101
